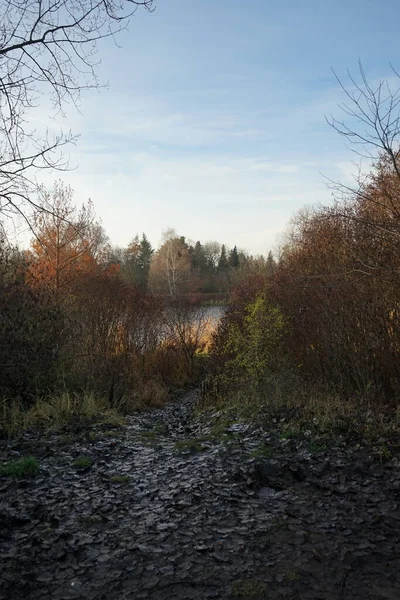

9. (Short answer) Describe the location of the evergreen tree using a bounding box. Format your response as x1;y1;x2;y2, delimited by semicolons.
266;250;276;278
218;244;229;271
192;241;207;273
229;245;240;268
123;233;153;290
137;233;154;291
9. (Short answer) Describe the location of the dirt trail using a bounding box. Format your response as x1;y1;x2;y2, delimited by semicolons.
1;389;400;599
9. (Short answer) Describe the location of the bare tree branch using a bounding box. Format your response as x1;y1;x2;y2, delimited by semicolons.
0;0;155;227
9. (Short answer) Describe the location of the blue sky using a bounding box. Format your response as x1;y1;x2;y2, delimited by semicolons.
35;0;400;254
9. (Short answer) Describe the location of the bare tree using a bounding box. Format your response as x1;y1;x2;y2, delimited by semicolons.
164;299;210;367
0;0;154;224
326;60;400;201
327;60;400;166
203;241;221;271
150;229;191;298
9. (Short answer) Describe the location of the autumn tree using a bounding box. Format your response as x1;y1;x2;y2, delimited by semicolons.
0;0;154;225
123;235;141;284
28;181;108;291
0;239;66;400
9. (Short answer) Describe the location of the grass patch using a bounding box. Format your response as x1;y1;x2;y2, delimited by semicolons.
103;429;124;438
209;423;234;440
232;579;267;598
174;438;206;453
206;413;237;440
280;426;302;440
251;441;274;458
0;456;40;478
58;434;75;445
140;430;158;441
99;412;127;427
0;392;126;437
307;439;327;453
199;374;400;444
374;442;394;463
111;475;130;484
74;455;93;469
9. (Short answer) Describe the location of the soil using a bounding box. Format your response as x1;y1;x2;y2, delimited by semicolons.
1;389;400;600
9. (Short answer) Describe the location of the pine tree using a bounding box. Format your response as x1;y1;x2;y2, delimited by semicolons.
192;241;207;273
137;233;154;291
266;250;276;278
229;245;240;268
218;244;228;271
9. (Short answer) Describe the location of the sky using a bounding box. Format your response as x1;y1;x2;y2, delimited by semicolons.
24;0;400;255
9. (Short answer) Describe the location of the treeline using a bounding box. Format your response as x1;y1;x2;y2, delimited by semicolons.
23;180;273;299
210;154;400;416
111;229;274;299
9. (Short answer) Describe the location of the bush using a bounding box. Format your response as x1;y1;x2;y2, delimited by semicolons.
220;295;285;390
0;242;66;401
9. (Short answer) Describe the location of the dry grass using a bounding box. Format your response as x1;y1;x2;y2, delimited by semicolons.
0;391;121;436
199;375;400;442
133;380;169;410
25;392;113;431
0;379;173;436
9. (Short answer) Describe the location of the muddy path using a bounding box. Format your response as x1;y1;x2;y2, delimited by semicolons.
1;389;400;600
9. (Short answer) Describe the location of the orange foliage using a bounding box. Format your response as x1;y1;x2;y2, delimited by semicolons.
268;156;400;403
27;180;108;292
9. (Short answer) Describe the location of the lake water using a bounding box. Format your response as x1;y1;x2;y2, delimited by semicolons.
203;305;226;324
